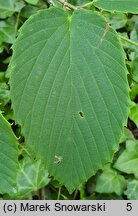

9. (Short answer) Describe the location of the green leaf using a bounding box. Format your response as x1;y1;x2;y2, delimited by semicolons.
129;102;138;128
114;140;138;178
0;113;19;194
125;179;138;200
68;0;91;6
16;157;50;197
9;7;129;192
130;83;138;101
25;0;39;5
0;0;15;18
94;0;138;14
95;164;126;196
0;20;16;49
0;0;24;19
119;127;134;144
103;12;127;30
20;5;39;18
131;58;138;83
0;82;10;108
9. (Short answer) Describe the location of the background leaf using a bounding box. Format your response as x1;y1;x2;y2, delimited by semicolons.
16;157;50;198
68;0;91;6
0;19;16;50
114;140;138;178
119;128;134;144
0;73;10;110
0;0;24;19
103;12;127;30
129;102;138;128
25;0;39;5
95;164;126;196
124;179;138;200
94;0;138;14
0;113;19;194
9;7;129;192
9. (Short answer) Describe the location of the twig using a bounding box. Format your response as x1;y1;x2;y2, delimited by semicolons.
58;0;76;9
76;1;96;9
38;188;45;200
73;189;78;199
58;0;96;10
57;187;61;200
15;12;20;36
120;35;138;47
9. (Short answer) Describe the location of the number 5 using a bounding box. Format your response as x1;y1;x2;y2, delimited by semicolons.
126;203;132;211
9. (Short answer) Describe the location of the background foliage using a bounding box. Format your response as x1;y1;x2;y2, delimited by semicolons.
0;0;138;199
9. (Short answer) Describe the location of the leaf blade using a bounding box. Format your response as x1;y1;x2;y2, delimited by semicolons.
9;8;129;192
0;114;19;194
16;157;50;197
114;140;138;178
125;180;138;200
94;0;138;13
95;164;126;196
